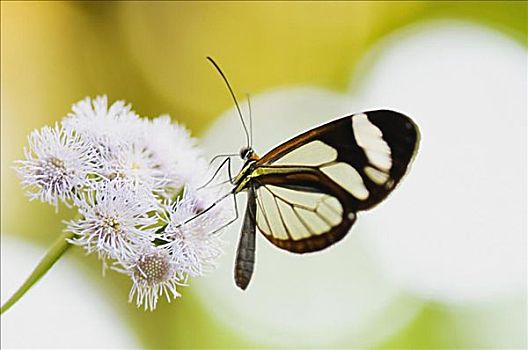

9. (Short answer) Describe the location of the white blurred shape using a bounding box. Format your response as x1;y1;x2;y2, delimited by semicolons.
1;235;138;349
354;21;527;303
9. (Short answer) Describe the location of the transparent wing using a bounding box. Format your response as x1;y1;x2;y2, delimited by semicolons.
252;171;357;253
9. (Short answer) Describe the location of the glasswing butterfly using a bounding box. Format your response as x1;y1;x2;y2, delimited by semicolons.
199;57;420;290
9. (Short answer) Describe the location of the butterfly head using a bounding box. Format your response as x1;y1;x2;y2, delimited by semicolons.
240;146;259;161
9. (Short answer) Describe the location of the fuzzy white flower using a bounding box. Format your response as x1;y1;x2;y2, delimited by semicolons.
67;181;159;261
16;95;229;310
120;246;184;311
99;141;169;194
161;189;225;278
15;124;97;208
63;95;143;150
144;115;209;190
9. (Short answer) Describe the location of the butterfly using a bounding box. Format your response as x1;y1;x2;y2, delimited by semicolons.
204;57;420;290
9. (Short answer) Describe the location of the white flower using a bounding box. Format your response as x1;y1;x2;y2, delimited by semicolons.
16;95;229;310
143;115;209;191
15;124;97;208
99;141;169;194
63;95;143;150
117;188;226;311
161;189;225;277
63;97;206;196
121;246;184;311
67;180;159;261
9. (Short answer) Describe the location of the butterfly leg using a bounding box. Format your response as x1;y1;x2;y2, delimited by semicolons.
234;185;257;290
174;189;233;230
198;155;235;190
210;191;239;236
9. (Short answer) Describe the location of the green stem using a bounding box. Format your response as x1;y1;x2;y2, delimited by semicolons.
1;231;75;315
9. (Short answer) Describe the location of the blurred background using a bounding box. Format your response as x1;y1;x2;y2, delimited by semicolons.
1;1;526;349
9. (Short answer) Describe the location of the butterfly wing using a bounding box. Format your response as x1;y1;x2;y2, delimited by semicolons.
252;110;420;253
253;168;357;253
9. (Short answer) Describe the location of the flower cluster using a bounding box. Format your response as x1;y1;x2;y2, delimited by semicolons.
15;96;227;310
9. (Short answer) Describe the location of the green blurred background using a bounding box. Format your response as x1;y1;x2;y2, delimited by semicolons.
1;1;526;349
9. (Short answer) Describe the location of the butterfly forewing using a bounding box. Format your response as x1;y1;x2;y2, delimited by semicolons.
251;110;419;253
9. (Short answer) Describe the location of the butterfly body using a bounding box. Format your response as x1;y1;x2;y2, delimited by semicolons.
231;109;420;289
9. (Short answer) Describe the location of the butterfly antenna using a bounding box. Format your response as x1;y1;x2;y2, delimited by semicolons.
246;93;253;147
206;56;250;148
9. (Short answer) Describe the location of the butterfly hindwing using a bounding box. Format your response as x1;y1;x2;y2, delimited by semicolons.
253;169;357;253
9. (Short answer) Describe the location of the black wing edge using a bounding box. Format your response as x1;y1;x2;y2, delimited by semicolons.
349;110;420;211
366;109;420;183
257;210;356;254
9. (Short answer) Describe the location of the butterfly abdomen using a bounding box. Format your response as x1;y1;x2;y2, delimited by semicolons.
234;186;257;290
